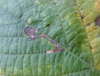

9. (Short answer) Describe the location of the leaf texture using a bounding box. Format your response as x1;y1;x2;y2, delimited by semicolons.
0;0;100;76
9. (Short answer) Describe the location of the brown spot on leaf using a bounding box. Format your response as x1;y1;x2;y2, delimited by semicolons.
95;16;100;27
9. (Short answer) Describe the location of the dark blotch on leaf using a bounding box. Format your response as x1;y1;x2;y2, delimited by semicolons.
87;23;91;26
80;15;84;19
46;24;50;27
95;16;100;27
81;8;82;10
90;46;92;50
94;27;97;30
23;26;37;40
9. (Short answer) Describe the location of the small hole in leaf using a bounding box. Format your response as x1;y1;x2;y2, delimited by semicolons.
95;16;100;27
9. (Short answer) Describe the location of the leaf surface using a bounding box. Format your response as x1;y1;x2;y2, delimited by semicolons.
0;0;100;76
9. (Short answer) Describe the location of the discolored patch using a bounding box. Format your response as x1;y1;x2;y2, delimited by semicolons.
46;24;50;27
95;16;100;27
96;0;100;11
90;46;92;50
80;15;84;19
23;26;37;40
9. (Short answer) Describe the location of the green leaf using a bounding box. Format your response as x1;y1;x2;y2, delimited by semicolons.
0;0;100;76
